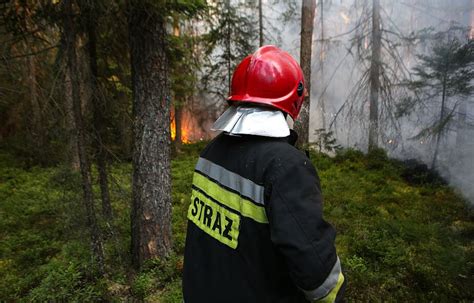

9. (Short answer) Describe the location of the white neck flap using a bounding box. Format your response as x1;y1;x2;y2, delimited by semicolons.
211;105;290;138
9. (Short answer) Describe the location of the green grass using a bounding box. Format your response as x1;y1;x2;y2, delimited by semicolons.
0;143;472;302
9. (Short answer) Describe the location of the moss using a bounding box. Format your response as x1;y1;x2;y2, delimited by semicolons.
0;145;473;302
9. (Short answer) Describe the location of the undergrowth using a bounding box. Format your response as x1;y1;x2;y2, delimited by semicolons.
0;143;472;302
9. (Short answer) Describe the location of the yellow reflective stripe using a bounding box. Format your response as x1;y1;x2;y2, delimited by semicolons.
192;172;268;224
188;189;240;249
195;157;265;205
316;273;345;303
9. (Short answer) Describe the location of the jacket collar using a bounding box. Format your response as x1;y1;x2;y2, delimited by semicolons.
211;105;290;138
286;129;298;146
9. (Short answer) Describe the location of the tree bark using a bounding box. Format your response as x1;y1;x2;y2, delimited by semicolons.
172;17;183;150
368;0;381;152
86;6;112;219
258;0;263;47
294;0;316;146
226;0;232;95
60;31;80;170
26;53;45;156
455;100;467;149
432;73;448;169
20;3;46;159
319;0;326;129
175;105;183;146
63;0;104;272
129;1;172;269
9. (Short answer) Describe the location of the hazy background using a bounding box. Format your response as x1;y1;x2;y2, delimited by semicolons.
250;0;474;205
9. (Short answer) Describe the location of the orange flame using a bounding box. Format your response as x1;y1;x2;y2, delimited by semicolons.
170;115;178;141
170;110;190;143
170;107;210;143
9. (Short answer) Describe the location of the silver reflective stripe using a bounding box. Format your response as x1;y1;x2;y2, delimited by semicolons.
211;105;290;137
195;157;265;205
302;257;342;301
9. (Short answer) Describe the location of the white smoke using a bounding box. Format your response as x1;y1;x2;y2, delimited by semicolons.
268;0;474;205
199;0;474;205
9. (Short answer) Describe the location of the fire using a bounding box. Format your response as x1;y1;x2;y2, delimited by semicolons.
170;115;179;142
170;107;210;143
340;12;350;25
170;109;190;143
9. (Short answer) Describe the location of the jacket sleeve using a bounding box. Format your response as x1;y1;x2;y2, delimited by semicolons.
265;153;345;303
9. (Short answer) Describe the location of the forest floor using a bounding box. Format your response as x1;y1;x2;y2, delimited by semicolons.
0;143;473;302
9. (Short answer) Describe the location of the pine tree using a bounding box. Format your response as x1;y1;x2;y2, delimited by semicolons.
129;0;172;269
62;0;105;273
202;0;257;103
129;0;205;269
368;0;381;152
329;0;416;152
401;30;473;169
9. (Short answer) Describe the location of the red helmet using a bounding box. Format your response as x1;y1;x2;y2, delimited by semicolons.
228;45;306;120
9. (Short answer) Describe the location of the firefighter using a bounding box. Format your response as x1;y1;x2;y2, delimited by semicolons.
183;45;345;303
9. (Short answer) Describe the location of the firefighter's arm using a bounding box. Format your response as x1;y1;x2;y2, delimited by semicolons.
266;154;345;303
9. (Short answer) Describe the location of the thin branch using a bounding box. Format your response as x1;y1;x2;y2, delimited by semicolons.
1;45;57;61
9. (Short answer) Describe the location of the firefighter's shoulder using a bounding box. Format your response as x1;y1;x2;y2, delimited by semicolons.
259;139;318;180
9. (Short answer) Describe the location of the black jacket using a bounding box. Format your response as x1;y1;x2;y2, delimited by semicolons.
183;131;345;303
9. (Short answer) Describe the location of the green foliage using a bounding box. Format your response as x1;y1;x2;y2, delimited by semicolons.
171;147;200;253
201;0;258;101
400;159;446;186
130;254;185;302
161;279;184;303
131;271;155;299
0;158;64;300
26;259;106;302
165;0;207;17
1;145;473;302
312;128;342;153
0;0;207;166
320;149;473;302
366;146;389;169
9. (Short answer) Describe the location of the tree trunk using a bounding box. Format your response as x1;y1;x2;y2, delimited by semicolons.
64;64;80;170
226;0;232;95
175;105;183;147
172;17;183;151
432;74;448;169
63;0;104;272
86;8;112;219
26;53;45;156
319;0;326;130
20;4;46;161
129;1;172;269
455;100;467;149
61;33;80;170
368;0;381;152
258;0;263;47
295;0;316;146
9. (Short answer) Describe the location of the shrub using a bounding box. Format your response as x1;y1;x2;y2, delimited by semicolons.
366;147;389;169
27;260;106;302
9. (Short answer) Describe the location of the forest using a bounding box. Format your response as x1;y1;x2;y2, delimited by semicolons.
0;0;473;302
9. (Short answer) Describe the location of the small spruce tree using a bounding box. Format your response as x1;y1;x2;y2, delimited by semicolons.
400;29;473;169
